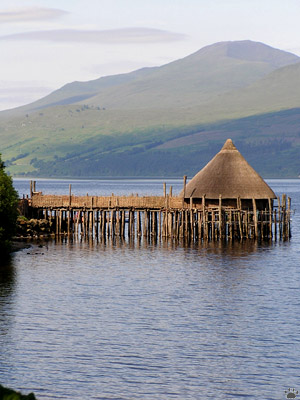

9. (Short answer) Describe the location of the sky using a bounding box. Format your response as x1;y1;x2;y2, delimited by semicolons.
1;0;300;111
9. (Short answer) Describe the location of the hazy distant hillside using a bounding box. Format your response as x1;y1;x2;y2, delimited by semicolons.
9;39;299;114
1;40;300;178
12;67;157;113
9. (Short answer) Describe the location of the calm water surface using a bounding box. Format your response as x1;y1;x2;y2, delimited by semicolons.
0;179;299;400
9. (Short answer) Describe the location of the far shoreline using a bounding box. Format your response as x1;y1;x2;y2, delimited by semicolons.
11;176;300;181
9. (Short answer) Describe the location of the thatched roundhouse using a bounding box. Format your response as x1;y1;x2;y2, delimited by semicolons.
181;139;276;210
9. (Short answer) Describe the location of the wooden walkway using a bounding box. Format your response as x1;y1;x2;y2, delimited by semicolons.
19;182;292;241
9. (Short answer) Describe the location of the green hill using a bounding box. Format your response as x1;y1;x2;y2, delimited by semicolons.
1;40;300;178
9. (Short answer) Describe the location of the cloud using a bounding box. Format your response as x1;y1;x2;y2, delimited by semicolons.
0;27;187;44
0;7;68;23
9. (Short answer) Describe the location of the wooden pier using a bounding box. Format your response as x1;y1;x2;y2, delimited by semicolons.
19;181;292;242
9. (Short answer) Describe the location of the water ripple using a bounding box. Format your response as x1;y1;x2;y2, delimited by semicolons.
1;179;299;399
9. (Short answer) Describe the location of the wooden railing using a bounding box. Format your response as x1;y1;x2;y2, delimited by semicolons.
31;193;183;210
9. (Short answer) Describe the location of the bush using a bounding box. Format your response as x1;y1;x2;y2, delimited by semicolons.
0;384;36;399
0;156;19;255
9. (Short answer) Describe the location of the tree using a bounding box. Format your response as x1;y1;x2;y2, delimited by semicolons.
0;155;19;255
0;384;36;399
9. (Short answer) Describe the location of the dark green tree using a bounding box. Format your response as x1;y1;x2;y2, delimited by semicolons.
0;155;19;255
0;384;36;399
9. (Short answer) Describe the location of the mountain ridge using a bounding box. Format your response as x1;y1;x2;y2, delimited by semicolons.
6;40;299;114
1;40;300;177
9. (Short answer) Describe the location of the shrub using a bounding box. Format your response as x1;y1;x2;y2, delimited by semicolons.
0;156;19;255
0;384;36;399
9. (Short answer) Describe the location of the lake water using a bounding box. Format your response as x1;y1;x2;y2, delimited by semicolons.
1;178;300;400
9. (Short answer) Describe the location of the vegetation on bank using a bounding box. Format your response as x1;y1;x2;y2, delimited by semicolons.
21;108;300;178
0;156;19;257
0;384;36;400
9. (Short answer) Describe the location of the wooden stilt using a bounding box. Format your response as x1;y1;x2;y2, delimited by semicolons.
96;210;99;237
132;209;135;238
182;175;187;207
121;210;125;238
252;199;258;239
274;209;277;240
75;210;79;236
67;209;71;235
198;211;202;240
288;197;291;239
168;211;173;238
151;211;155;237
228;210;232;240
110;210;114;237
268;198;273;239
211;210;215;241
218;195;222;239
102;211;106;238
184;210;188;240
55;210;58;235
177;211;181;239
159;211;162;239
277;196;282;239
79;210;83;236
238;210;242;240
85;211;89;237
202;196;206;239
179;210;184;238
59;210;62;235
143;210;147;238
162;211;166;238
282;194;287;240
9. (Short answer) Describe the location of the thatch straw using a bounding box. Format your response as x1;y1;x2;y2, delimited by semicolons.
181;139;276;199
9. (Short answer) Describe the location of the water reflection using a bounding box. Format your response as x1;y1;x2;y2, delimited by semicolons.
0;234;299;400
0;258;15;300
4;174;300;400
52;233;277;255
0;257;15;338
0;179;295;399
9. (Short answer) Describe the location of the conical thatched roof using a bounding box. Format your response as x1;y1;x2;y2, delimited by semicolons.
182;139;276;199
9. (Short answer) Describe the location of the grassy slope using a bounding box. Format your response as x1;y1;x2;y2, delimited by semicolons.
11;108;300;178
1;40;300;177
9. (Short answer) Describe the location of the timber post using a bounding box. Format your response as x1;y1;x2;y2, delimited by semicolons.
288;197;291;239
252;198;258;239
182;175;187;207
